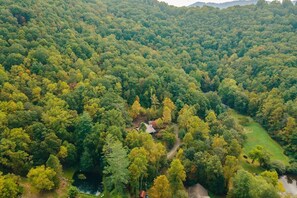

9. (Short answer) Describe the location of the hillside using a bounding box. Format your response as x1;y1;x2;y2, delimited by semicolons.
190;0;297;8
190;0;257;9
0;0;297;197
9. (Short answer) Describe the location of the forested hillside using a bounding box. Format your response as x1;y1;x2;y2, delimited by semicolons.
0;0;297;197
190;0;257;9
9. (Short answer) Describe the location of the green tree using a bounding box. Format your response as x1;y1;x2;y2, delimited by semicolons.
103;135;130;195
228;170;252;198
68;186;79;198
168;159;186;193
248;146;271;167
128;147;149;195
46;155;62;187
0;128;31;174
27;165;56;192
260;170;278;187
223;156;239;187
205;155;225;194
0;173;20;198
228;139;242;158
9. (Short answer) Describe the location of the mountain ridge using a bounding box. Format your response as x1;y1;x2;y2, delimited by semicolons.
189;0;296;8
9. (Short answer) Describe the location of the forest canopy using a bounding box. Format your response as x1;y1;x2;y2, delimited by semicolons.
0;0;297;197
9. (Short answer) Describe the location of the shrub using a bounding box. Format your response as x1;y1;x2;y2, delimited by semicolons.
286;162;297;174
68;186;79;198
269;160;286;175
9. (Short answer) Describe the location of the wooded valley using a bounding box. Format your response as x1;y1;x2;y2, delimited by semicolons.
0;0;297;197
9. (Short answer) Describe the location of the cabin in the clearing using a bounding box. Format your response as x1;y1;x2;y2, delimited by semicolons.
137;122;156;134
144;123;156;134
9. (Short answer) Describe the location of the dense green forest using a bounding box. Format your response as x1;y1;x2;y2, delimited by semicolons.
0;0;297;197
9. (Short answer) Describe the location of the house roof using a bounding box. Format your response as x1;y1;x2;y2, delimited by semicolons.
139;190;146;198
144;123;156;134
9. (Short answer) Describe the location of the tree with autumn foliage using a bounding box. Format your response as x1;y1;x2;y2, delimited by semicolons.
130;96;143;119
162;97;176;124
168;159;186;193
148;175;172;198
128;147;149;195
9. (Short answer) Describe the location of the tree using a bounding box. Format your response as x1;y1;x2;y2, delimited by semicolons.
80;150;94;171
223;156;239;187
162;97;175;124
130;96;142;119
27;165;56;192
103;135;130;195
206;110;217;123
151;94;160;110
282;0;294;8
3;53;24;70
256;0;267;8
0;65;8;85
68;186;79;198
128;147;149;195
163;97;176;111
228;170;279;198
148;175;172;198
248;146;271;167
260;170;278;187
183;132;194;148
102;109;126;128
0;128;31;174
41;95;76;136
280;117;296;142
228;139;242;158
228;170;252;198
249;176;279;198
74;112;93;152
168;159;186;193
178;105;210;139
46;155;62;187
0;173;20;198
205;155;225;194
147;142;166;174
163;106;172;124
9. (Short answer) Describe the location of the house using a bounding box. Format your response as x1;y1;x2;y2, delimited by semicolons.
139;190;146;198
144;123;156;134
137;122;156;134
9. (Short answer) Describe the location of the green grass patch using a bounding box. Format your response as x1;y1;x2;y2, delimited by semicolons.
78;193;99;198
63;167;76;181
239;155;265;174
230;110;289;168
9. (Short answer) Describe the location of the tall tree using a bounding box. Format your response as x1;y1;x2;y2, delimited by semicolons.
128;147;149;195
103;135;130;196
223;156;239;187
46;154;62;187
148;175;172;198
168;159;186;193
228;170;252;198
130;96;142;119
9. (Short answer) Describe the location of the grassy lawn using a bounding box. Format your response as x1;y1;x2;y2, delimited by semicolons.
20;177;69;198
230;110;289;173
243;122;289;164
20;167;78;198
78;193;99;198
239;155;265;174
